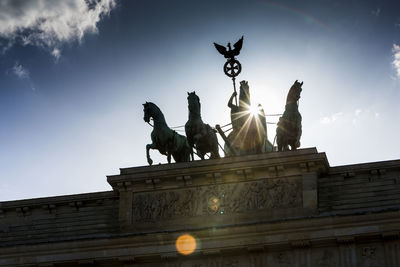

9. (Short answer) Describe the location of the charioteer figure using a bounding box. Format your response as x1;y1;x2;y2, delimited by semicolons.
224;81;272;156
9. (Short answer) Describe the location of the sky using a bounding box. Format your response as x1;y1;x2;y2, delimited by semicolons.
0;0;399;201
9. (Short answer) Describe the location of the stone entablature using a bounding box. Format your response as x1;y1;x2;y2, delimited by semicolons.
108;148;328;192
107;148;328;231
1;148;400;266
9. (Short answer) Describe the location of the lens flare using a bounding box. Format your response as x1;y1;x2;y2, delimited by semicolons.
248;104;261;116
208;196;220;213
176;234;197;255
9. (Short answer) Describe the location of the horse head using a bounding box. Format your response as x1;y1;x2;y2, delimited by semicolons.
143;101;167;126
239;80;251;108
286;80;303;104
187;91;201;114
143;101;153;123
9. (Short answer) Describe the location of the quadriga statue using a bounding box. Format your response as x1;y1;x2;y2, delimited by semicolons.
185;91;220;160
276;80;303;151
143;102;191;165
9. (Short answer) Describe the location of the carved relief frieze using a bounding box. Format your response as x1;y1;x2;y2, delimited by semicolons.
132;188;200;221
132;177;302;222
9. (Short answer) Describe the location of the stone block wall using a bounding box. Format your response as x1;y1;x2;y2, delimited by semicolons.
0;191;119;247
319;160;400;214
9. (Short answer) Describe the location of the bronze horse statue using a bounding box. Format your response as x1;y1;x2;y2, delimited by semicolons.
143;102;191;165
185;91;220;160
225;81;271;156
276;80;303;151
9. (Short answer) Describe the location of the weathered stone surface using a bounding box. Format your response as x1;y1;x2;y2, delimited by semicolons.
0;191;119;247
319;159;400;214
132;177;302;222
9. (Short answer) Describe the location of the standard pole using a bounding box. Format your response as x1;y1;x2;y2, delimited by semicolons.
232;77;238;106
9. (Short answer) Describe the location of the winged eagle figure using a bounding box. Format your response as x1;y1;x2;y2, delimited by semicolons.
214;36;244;60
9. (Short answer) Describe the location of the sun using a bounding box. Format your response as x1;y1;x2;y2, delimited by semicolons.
248;104;261;117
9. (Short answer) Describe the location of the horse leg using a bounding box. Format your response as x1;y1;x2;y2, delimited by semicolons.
276;134;282;152
281;141;289;151
210;151;220;159
198;151;205;160
289;141;294;151
167;153;172;164
187;146;193;162
210;132;220;159
290;140;298;151
171;148;191;163
281;137;288;151
210;144;220;159
193;133;202;145
280;134;289;151
210;142;220;159
191;134;202;160
146;144;154;165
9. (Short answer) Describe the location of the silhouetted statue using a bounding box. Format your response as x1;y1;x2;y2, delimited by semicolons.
276;80;303;151
224;81;271;156
143;102;191;165
214;36;244;79
185;92;220;160
214;36;243;60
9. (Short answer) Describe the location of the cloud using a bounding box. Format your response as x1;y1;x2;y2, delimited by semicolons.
7;62;35;90
320;112;343;124
12;62;30;80
321;109;380;126
393;43;400;78
0;0;116;58
51;48;61;61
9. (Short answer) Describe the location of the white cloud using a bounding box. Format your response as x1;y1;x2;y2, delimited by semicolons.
8;62;35;90
392;43;400;78
320;117;331;124
12;62;30;80
51;48;61;61
321;109;380;126
320;112;343;124
0;0;116;58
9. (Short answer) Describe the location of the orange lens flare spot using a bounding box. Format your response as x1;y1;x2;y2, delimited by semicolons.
176;234;197;255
